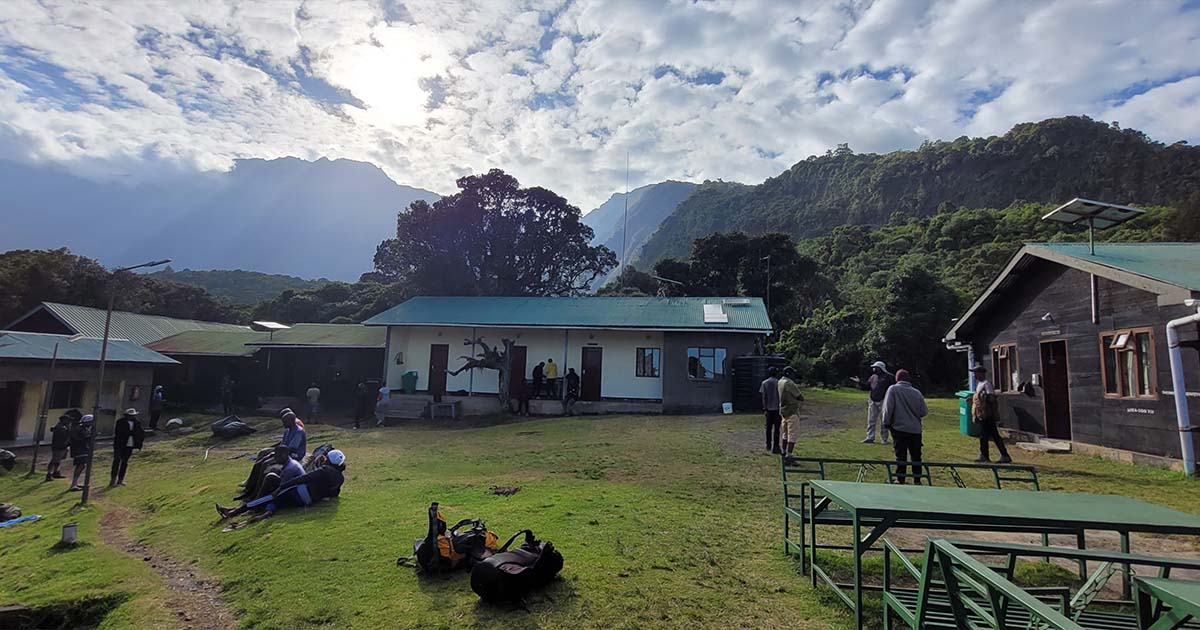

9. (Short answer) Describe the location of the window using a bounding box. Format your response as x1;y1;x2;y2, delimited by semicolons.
635;348;661;378
49;381;85;408
687;347;727;380
990;344;1019;392
1100;328;1156;399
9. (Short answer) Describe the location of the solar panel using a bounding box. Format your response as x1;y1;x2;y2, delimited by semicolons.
1041;197;1145;230
251;321;291;331
702;303;729;323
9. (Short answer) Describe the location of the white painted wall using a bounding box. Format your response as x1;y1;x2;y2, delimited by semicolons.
384;326;664;400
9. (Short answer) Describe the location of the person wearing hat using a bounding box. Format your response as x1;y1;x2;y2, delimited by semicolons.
971;365;1011;463
777;366;805;456
851;360;894;444
881;369;927;484
68;414;94;491
110;407;146;487
217;449;347;523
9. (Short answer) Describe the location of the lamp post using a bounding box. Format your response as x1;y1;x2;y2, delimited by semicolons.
762;255;771;314
80;259;170;505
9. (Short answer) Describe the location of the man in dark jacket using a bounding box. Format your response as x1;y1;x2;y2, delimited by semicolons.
531;362;545;399
68;415;93;491
45;412;75;481
110;408;146;487
216;450;346;523
851;361;893;444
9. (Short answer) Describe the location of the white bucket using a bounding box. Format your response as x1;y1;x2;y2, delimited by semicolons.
722;402;733;414
61;523;78;545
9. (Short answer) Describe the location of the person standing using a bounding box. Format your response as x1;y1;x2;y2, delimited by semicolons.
305;381;321;423
544;357;559;398
109;408;146;487
511;376;531;416
531;362;545;400
972;366;1012;463
777;367;804;456
564;368;580;416
760;366;782;454
375;385;390;427
851;361;894;444
353;382;368;429
881;369;928;485
45;412;74;481
68;414;94;491
220;375;235;416
148;385;165;430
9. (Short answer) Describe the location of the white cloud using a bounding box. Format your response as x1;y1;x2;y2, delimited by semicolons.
0;0;1198;209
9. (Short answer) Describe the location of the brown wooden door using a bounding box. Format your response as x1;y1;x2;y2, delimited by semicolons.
1040;341;1072;440
581;347;602;401
428;344;449;401
508;345;528;398
0;381;24;441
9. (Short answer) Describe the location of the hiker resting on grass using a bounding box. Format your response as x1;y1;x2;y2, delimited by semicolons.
236;409;307;501
881;369;927;485
245;445;306;500
217;450;346;523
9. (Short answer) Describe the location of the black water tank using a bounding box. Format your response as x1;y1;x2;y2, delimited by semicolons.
732;356;790;412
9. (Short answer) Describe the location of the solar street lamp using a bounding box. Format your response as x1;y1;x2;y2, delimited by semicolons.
80;259;170;505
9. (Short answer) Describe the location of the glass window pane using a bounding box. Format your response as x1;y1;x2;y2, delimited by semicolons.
1136;332;1152;396
1119;351;1134;397
715;348;727;376
650;349;660;377
687;348;699;378
1007;346;1019;391
1102;336;1118;394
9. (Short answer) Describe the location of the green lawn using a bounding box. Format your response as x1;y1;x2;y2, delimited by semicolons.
1;389;1196;629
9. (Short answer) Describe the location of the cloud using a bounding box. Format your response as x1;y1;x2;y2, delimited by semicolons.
1;0;1198;209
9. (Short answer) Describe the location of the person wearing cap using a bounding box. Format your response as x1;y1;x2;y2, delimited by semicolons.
216;449;347;522
110;407;146;487
68;414;94;491
45;412;75;481
236;409;307;499
777;366;805;456
851;361;894;444
971;365;1012;463
881;369;928;484
760;366;782;454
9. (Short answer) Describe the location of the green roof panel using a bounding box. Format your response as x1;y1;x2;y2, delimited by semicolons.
1031;243;1200;292
246;324;385;348
31;302;249;346
0;331;179;364
364;297;773;332
147;330;270;356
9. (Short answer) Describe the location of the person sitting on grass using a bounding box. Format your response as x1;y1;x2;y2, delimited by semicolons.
236;409;307;500
246;445;306;500
217;450;347;523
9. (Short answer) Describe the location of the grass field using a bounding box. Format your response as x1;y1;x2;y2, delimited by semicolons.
1;388;1197;629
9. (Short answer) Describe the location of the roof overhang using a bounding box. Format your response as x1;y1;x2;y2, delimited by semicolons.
245;344;384;349
372;322;771;334
945;244;1199;342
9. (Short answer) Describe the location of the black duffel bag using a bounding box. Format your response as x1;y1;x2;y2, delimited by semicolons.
470;529;563;604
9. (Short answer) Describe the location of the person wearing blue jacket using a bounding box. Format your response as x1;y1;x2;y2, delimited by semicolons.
235;409;306;500
217;450;346;523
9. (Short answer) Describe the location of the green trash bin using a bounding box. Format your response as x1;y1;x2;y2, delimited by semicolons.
957;390;982;437
401;370;419;395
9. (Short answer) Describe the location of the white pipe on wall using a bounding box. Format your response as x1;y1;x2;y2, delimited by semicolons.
1166;304;1200;477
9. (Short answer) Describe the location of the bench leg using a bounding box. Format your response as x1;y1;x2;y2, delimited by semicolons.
809;485;818;588
853;512;864;630
1076;531;1088;580
1120;532;1131;600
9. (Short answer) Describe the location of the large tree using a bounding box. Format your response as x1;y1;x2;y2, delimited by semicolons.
373;169;617;296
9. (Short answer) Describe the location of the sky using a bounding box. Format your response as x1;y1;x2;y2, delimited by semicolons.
1;0;1199;210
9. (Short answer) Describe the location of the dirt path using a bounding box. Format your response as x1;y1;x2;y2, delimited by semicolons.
98;504;237;630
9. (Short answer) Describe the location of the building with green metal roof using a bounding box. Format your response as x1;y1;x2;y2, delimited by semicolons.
366;296;772;415
5;302;248;346
945;242;1200;470
0;331;178;445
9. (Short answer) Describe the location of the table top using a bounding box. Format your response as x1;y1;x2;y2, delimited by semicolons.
1136;577;1200;610
808;480;1200;534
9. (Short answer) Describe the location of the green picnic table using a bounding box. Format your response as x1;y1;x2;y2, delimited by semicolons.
806;480;1200;630
1136;577;1200;629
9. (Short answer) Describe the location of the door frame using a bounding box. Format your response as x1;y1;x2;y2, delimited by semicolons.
428;344;449;400
508;345;528;399
581;346;603;401
1039;339;1073;441
0;380;26;442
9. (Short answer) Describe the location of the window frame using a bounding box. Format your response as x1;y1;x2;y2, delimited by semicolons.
49;380;85;409
635;347;661;378
990;342;1019;393
1099;327;1158;400
686;346;728;381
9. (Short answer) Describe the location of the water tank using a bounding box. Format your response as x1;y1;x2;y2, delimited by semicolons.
731;356;790;412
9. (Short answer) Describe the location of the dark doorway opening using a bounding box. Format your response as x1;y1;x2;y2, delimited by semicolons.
428;344;449;402
1040;340;1072;440
508;345;528;399
581;347;602;401
0;381;25;441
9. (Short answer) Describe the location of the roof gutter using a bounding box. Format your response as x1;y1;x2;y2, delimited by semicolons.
1166;301;1200;478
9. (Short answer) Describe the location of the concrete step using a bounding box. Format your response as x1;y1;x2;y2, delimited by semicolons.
387;400;428;419
1017;439;1072;453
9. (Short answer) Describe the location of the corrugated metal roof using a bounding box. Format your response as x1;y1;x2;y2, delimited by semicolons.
364;297;773;332
147;330;270;356
246;323;386;348
0;331;179;364
1031;243;1200;291
25;302;249;346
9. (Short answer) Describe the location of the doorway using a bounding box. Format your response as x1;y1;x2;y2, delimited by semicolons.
581;347;603;401
428;344;449;401
508;345;528;400
0;381;25;441
1039;340;1072;440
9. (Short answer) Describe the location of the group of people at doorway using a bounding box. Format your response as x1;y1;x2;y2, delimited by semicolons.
760;360;1011;482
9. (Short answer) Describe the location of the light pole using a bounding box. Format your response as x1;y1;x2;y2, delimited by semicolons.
80;259;170;505
762;255;771;314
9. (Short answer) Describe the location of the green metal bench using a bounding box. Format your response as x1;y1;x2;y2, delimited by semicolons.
781;456;1072;570
882;539;1200;630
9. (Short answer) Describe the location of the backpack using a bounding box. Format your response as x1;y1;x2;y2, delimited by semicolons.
401;502;499;573
974;391;999;423
210;415;256;439
470;529;564;604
